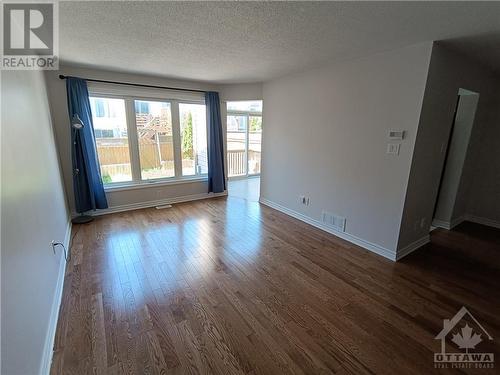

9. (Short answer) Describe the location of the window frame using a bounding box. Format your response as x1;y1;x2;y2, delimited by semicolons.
88;85;208;190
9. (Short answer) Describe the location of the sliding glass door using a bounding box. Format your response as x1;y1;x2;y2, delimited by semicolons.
227;115;248;177
226;101;262;179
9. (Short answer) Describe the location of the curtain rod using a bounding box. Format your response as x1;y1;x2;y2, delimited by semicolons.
58;75;207;94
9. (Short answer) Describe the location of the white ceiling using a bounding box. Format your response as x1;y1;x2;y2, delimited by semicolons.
59;1;500;83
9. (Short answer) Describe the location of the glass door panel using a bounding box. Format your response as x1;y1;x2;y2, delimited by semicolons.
248;116;262;175
227;115;248;177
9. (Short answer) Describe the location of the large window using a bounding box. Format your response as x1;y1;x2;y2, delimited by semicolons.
89;91;208;186
226;101;262;178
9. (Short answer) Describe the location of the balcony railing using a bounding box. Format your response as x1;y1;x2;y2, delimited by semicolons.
228;150;245;176
227;150;261;177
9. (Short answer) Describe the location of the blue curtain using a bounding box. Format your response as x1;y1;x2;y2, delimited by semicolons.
206;92;226;193
66;77;108;212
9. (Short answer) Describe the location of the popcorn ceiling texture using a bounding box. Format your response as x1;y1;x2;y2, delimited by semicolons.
59;1;500;83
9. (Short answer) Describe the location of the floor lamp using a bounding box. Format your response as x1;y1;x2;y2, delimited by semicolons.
71;114;94;224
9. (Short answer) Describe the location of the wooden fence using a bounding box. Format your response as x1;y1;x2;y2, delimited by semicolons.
97;141;174;170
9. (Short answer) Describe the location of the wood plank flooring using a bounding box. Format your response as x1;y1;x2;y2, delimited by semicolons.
51;196;500;374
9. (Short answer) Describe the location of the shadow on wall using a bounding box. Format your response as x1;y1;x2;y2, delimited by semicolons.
432;88;479;229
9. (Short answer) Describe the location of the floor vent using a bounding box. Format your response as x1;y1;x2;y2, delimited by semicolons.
321;211;346;232
156;204;173;210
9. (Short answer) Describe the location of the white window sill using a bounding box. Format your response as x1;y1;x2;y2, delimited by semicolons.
104;176;208;192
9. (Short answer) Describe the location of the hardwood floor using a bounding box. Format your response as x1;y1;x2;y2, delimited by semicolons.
51;196;500;374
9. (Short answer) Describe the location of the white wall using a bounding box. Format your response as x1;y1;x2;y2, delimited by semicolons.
398;44;500;251
465;88;500;224
219;82;262;102
260;42;432;257
1;70;69;374
433;92;479;226
44;65;262;214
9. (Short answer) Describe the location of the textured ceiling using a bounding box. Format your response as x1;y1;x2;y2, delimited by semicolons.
59;1;500;83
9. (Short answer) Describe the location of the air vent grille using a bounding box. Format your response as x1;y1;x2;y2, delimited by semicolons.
321;211;346;232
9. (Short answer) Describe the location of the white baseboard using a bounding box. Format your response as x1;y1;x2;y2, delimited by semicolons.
465;214;500;230
40;220;72;375
396;235;430;260
432;214;500;231
432;215;466;230
259;198;396;261
451;215;467;229
431;218;452;230
400;214;500;261
88;191;227;216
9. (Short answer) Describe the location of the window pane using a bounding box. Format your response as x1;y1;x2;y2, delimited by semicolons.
227;100;262;112
179;103;207;176
135;100;174;180
227;115;247;177
89;97;132;184
248;116;262;175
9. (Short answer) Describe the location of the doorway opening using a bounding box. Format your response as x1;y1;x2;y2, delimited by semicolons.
432;88;479;229
226;100;262;201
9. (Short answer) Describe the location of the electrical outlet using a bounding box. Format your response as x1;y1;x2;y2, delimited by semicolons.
299;196;310;206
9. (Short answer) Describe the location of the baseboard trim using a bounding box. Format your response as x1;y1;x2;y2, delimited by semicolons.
432;215;466;230
259;198;396;261
465;214;500;230
396;235;430;260
431;218;452;230
88;191;228;216
40;220;72;375
432;214;500;231
451;215;467;229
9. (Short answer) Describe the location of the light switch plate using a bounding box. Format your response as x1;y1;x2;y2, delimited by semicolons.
387;143;400;155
